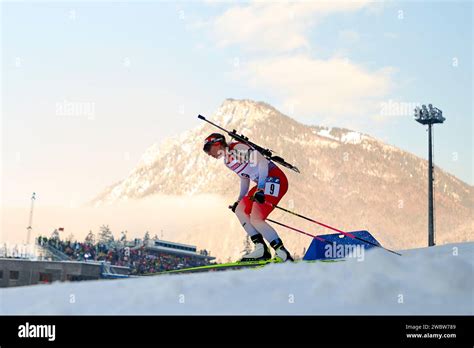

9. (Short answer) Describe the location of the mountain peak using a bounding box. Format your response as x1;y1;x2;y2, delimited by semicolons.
214;98;289;127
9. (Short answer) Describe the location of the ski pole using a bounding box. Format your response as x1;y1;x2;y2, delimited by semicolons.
228;205;332;245
266;218;330;244
269;203;402;256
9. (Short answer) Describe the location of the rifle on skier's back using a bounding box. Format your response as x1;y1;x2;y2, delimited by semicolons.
198;114;300;173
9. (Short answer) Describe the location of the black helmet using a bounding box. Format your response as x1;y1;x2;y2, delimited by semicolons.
203;133;226;153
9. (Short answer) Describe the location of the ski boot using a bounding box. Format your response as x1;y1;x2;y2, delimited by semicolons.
240;234;272;262
270;238;294;262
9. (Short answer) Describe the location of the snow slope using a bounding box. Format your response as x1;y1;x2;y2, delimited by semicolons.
1;242;473;315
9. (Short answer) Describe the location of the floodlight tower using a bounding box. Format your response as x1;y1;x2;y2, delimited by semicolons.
414;104;445;247
26;192;36;245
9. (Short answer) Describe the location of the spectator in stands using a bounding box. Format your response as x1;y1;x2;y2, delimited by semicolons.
36;235;211;274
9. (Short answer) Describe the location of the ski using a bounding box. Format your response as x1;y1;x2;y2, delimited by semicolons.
150;259;272;275
148;258;343;276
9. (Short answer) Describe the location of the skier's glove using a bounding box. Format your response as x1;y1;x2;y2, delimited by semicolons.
253;190;265;204
230;201;239;213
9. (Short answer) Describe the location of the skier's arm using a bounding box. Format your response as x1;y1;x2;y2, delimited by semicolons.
238;176;250;201
256;150;269;190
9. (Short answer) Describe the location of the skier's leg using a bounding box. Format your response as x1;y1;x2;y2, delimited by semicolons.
249;167;288;241
235;191;271;261
250;205;294;262
234;196;259;238
249;168;294;261
249;205;279;243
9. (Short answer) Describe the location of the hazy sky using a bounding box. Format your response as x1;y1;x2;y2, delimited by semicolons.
2;0;472;208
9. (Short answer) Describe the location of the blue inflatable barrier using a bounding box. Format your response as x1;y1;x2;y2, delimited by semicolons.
303;230;382;261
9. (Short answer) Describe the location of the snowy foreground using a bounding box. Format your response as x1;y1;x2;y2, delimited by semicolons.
1;242;473;315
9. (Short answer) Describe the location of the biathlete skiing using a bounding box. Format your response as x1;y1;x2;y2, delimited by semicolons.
203;132;294;262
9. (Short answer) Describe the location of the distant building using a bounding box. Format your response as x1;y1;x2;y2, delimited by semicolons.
144;239;215;263
0;259;129;288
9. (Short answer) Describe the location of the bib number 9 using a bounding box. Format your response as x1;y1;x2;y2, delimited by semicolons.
264;177;280;197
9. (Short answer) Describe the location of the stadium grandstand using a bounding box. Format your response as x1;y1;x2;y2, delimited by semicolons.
0;233;215;287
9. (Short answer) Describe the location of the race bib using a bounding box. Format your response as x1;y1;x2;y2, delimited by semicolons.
264;177;280;197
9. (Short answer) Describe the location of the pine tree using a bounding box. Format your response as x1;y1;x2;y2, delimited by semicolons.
120;231;127;242
98;225;114;244
85;231;95;245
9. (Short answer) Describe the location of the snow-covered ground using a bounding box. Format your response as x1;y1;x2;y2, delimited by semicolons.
1;242;473;315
